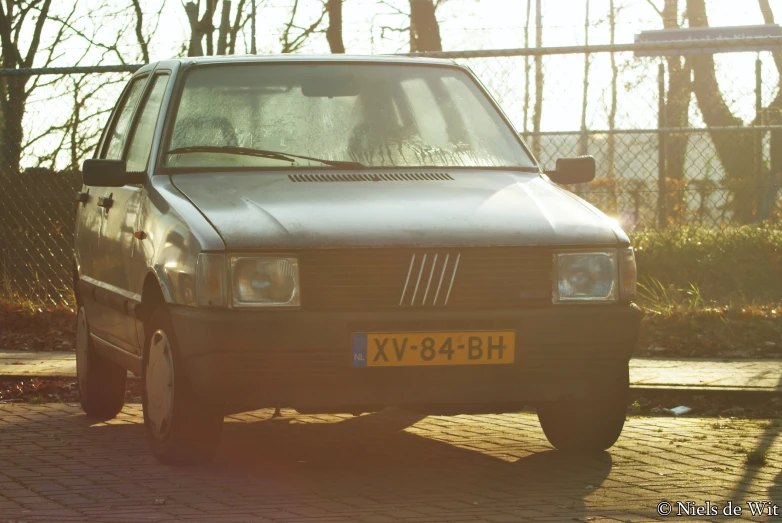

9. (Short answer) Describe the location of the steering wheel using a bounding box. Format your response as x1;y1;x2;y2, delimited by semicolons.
172;115;238;148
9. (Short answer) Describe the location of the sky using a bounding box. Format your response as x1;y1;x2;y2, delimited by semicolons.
63;0;782;60
17;0;782;169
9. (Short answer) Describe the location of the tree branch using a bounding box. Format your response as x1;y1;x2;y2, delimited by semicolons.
130;0;151;63
24;0;52;67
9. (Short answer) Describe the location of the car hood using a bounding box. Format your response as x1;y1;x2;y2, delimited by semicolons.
170;170;623;250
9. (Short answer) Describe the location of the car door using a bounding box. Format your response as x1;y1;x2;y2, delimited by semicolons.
107;73;171;352
83;75;149;351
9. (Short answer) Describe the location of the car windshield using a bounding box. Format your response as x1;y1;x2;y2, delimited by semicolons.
163;63;535;170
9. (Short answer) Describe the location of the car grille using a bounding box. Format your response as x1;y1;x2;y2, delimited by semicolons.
298;248;553;311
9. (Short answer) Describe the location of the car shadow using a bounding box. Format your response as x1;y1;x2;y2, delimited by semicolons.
0;404;614;519
207;407;614;512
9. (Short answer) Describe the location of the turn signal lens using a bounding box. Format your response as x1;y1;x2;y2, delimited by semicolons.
196;253;227;307
619;247;637;301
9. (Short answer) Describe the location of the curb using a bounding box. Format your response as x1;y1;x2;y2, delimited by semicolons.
1;374;779;396
630;386;782;400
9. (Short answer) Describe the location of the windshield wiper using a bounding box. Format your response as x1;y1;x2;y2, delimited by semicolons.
167;145;365;169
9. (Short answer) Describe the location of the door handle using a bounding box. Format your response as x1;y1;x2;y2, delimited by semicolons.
97;196;113;209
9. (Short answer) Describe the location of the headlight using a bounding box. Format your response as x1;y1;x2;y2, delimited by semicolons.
230;256;300;307
554;251;618;303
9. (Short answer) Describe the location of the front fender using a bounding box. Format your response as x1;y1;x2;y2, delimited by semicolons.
141;175;225;305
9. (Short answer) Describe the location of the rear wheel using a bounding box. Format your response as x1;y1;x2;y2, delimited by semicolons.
76;307;126;419
536;365;629;452
143;305;223;465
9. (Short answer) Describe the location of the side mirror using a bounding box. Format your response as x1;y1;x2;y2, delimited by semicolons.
545;156;596;185
82;159;144;187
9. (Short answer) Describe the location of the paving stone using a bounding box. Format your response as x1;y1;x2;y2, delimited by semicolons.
0;404;779;521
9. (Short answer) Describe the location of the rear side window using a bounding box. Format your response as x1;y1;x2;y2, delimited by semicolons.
126;75;170;172
103;77;146;160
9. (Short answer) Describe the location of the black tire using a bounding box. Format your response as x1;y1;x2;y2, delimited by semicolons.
76;307;127;419
536;365;629;452
142;305;223;465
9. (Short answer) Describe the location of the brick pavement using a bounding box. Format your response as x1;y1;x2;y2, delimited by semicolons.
0;404;780;522
2;351;782;391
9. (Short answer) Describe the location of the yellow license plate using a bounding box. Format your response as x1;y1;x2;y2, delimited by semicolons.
351;331;515;367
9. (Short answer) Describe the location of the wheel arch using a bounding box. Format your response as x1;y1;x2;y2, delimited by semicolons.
139;271;168;324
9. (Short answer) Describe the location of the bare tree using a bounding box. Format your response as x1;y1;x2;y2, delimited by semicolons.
250;0;257;53
685;0;762;222
184;0;216;56
578;0;590;157
129;0;166;63
227;0;249;54
0;0;55;174
409;0;441;52
37;1;166;171
607;0;619;180
375;0;449;53
757;0;782;218
532;0;543;160
523;0;532;134
184;0;251;56
326;0;345;53
280;0;327;53
646;0;691;186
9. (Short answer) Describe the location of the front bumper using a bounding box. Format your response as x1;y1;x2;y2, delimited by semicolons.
169;304;642;411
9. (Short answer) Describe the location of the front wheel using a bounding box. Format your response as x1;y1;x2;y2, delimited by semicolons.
143;305;223;465
536;366;629;453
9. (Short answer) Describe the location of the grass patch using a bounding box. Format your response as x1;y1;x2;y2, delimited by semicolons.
631;227;782;358
631;226;782;307
0;295;76;352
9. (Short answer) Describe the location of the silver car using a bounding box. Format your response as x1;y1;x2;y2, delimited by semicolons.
74;55;641;464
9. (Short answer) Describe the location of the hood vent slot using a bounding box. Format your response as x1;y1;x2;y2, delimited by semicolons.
289;172;453;183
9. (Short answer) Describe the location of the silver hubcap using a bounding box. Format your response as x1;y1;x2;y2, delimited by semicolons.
146;329;175;439
75;308;89;394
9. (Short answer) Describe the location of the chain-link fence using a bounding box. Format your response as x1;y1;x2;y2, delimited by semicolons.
444;38;782;231
2;38;782;306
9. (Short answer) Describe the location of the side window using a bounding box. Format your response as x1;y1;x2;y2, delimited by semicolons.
126;75;170;172
103;77;147;160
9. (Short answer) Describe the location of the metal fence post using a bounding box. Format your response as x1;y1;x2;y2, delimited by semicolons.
657;61;667;228
755;56;764;222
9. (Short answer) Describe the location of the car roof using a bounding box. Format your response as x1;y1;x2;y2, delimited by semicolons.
137;54;460;74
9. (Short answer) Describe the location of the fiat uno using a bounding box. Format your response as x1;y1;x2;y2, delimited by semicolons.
74;55;641;464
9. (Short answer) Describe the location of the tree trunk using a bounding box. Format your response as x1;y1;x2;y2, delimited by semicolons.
228;0;248;55
184;2;204;56
0;0;52;175
250;0;257;53
607;0;617;181
216;0;231;55
130;0;150;63
757;0;782;219
409;0;442;52
579;0;590;158
532;0;543;160
523;0;532;134
326;0;345;53
686;0;756;222
661;0;690;184
0;79;28;174
204;0;216;55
